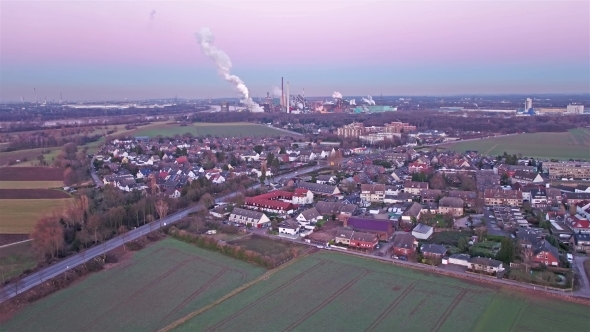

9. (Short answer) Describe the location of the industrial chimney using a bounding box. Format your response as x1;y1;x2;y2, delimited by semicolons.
287;81;290;113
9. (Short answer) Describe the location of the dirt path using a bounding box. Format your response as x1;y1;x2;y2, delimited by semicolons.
482;143;499;156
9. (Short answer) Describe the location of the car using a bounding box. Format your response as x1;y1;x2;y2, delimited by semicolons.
375;244;380;249
316;245;324;249
567;253;573;263
399;256;408;261
375;252;384;257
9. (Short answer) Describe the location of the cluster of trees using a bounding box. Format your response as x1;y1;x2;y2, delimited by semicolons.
169;229;303;268
0;128;102;152
54;143;91;186
30;188;174;260
412;172;476;191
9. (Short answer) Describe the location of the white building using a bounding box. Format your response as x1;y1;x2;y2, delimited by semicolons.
292;188;314;205
228;208;270;228
279;219;300;236
412;223;433;240
567;104;584;114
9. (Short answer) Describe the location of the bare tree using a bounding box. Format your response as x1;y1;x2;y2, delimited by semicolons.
521;246;534;273
31;215;64;260
155;200;169;220
199;193;215;209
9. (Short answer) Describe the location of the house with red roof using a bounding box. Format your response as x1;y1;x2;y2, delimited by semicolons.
244;190;296;215
567;214;590;233
175;156;188;164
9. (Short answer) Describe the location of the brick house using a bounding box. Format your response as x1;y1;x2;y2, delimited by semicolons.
349;231;379;250
391;233;417;257
532;240;560;266
421;244;447;259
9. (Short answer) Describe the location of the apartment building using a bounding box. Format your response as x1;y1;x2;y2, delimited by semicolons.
544;161;590;180
484;189;523;207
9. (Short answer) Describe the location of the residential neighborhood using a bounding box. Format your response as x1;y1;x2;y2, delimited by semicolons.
90;131;590;291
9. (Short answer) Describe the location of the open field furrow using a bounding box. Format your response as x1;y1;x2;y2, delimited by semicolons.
162;267;230;322
167;247;248;280
81;256;199;331
283;269;370;332
364;281;419;332
431;289;468;332
7;247;167;331
205;260;327;332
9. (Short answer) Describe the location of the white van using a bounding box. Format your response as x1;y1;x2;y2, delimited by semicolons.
567;253;573;263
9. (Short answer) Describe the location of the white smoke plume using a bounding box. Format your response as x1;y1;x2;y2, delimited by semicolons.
362;95;375;105
150;10;156;20
332;91;343;99
196;28;264;113
297;102;303;109
348;99;356;105
272;86;282;97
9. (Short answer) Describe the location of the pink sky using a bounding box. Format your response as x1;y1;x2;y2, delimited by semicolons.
1;0;589;100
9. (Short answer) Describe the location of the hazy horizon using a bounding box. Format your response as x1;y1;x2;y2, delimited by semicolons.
1;0;589;101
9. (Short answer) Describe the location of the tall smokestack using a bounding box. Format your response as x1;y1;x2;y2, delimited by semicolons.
287;82;290;113
281;77;284;108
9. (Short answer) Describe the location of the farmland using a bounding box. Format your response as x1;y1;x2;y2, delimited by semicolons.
130;122;290;138
0;167;64;182
0;189;70;199
1;238;266;331
0;182;65;189
446;128;590;160
0;199;72;234
173;251;589;332
0;240;36;281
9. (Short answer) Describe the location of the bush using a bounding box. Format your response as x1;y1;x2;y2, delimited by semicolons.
125;241;143;251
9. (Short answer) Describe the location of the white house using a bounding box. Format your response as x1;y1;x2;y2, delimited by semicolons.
251;168;273;178
229;208;270;228
316;175;336;185
240;152;260;162
296;207;322;225
292;188;314;205
412;223;433;240
278;219;300;236
211;174;226;184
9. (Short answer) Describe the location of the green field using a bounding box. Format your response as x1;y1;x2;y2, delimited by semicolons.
0;241;36;281
0;181;64;189
447;128;590;160
131;122;289;138
2;238;266;331
0;199;72;234
173;251;589;332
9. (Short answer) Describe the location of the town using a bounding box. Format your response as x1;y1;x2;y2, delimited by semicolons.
87;122;590;293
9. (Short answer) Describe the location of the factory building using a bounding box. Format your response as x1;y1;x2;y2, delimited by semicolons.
567;104;585;114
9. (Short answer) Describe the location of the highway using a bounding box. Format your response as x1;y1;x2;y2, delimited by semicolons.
0;162;328;304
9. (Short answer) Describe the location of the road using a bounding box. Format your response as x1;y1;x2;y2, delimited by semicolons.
0;162;328;304
90;156;104;188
